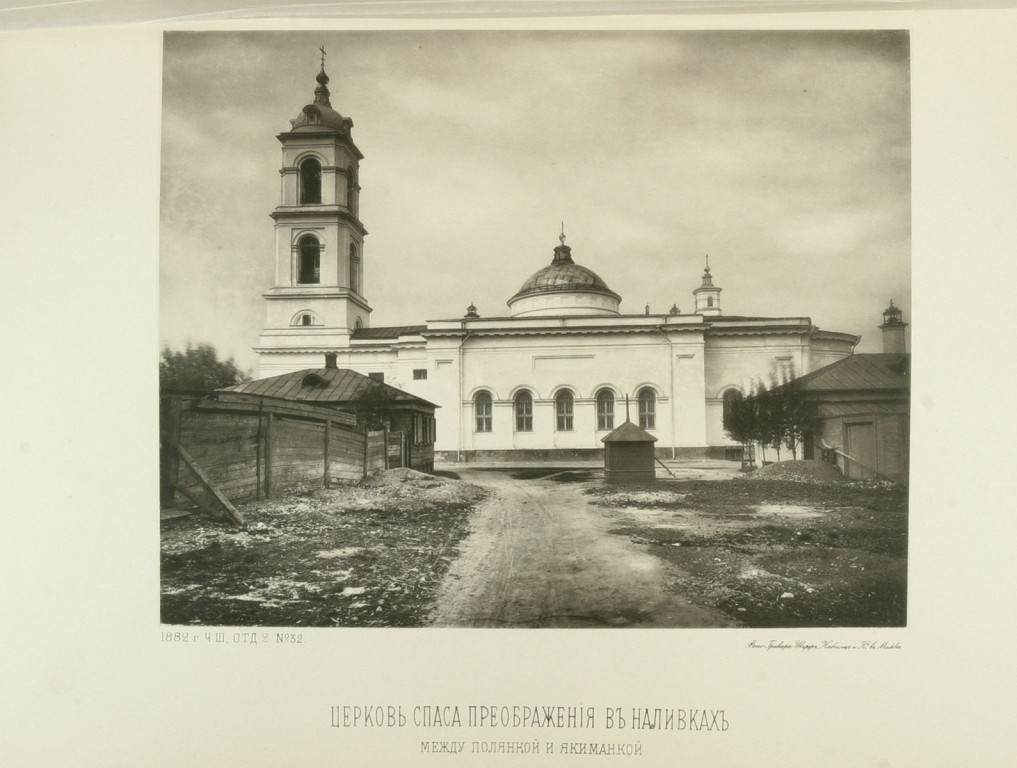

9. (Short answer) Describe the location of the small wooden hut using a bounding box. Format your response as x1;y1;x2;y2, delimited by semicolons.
218;353;439;473
602;420;658;483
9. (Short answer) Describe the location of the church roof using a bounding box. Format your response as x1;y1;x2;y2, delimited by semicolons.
352;325;427;340
509;237;620;305
784;353;909;393
219;367;437;408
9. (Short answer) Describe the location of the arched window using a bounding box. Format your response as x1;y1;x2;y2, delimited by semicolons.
514;391;533;432
722;389;743;418
349;243;361;294
354;317;364;330
707;296;714;307
299;158;322;205
474;391;492;433
555;390;574;432
596;389;615;431
297;235;320;284
346;164;358;215
638;387;656;430
290;310;320;327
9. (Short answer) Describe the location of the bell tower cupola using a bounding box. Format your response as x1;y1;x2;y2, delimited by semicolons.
693;254;722;316
256;49;371;376
879;299;908;353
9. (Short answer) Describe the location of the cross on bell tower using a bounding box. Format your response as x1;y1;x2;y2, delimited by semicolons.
256;51;372;375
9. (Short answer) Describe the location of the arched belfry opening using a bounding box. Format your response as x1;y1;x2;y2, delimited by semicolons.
297;234;320;284
299;157;322;204
346;164;359;215
349;243;361;294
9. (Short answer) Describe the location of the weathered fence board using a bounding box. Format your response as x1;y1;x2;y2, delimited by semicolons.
173;444;245;526
162;394;376;512
365;431;386;475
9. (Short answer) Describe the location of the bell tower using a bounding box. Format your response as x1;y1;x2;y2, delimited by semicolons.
256;50;371;376
693;255;722;316
879;299;908;353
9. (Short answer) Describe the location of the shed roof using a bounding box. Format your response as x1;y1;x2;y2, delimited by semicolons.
601;420;658;443
789;353;909;393
218;367;438;408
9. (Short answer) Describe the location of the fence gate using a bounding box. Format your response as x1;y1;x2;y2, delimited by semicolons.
386;430;406;469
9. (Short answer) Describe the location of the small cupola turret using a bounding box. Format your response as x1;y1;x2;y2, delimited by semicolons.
879;299;908;353
693;255;722;316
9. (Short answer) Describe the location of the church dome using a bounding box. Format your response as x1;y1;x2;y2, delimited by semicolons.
288;66;353;134
507;235;621;318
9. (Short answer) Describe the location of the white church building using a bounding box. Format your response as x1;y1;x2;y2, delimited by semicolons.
255;62;860;461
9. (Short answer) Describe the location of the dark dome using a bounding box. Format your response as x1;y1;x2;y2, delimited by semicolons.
290;102;352;133
510;243;620;303
288;66;353;134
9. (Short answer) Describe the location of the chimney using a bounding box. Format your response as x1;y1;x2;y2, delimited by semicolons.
324;351;338;369
879;301;908;354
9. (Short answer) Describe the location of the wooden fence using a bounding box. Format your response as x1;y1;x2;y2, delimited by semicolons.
160;394;389;513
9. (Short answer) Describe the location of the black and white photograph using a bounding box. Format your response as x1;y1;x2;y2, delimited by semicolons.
6;6;1017;767
160;30;910;629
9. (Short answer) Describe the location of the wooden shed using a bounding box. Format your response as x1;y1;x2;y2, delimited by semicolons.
792;353;910;484
602;420;658;483
218;354;439;473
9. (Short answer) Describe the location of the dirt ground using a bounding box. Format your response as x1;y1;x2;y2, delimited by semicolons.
160;469;486;627
162;461;906;629
587;463;908;627
429;468;733;628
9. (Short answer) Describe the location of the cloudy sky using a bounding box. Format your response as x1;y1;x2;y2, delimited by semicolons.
160;30;910;374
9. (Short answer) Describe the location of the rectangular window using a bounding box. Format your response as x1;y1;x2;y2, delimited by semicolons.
476;399;492;432
597;399;614;431
413;369;427;380
556;397;574;432
639;401;655;430
515;399;532;432
368;372;384;383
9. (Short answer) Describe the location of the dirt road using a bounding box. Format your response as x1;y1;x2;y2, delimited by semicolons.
429;469;733;628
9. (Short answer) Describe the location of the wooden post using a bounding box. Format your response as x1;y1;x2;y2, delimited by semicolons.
160;396;185;508
255;399;263;500
172;444;245;526
323;419;331;489
362;425;369;479
265;412;274;499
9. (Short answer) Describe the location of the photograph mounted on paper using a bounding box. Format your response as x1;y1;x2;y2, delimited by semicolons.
159;30;910;629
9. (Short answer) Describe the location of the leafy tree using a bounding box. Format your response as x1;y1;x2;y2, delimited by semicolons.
722;390;753;445
781;379;818;460
755;363;818;461
751;378;777;464
723;366;818;465
351;380;397;430
159;343;250;394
